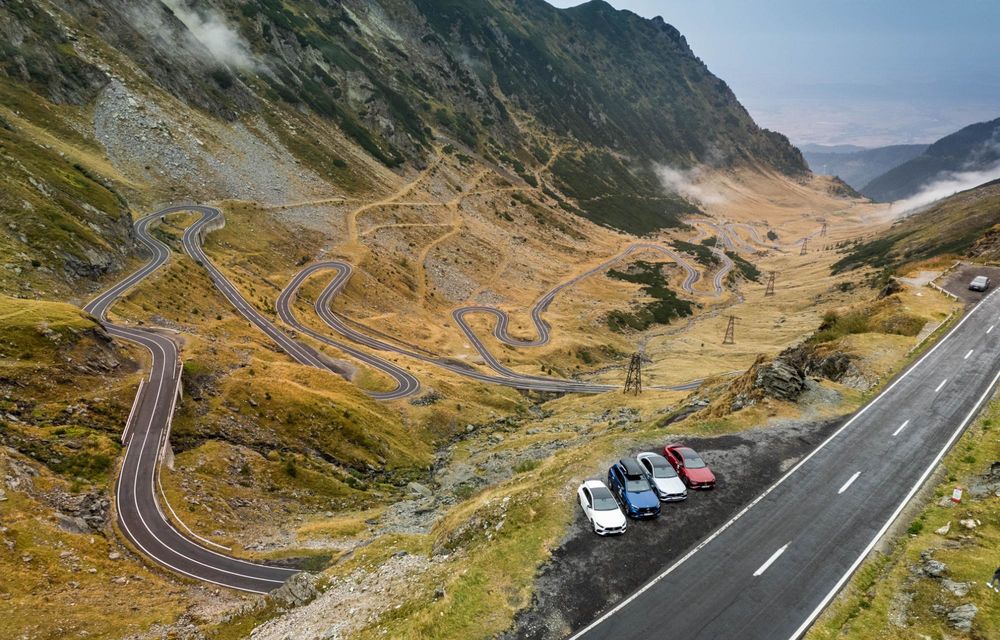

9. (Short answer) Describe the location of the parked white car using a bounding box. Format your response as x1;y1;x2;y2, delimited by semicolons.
577;480;627;535
637;452;688;501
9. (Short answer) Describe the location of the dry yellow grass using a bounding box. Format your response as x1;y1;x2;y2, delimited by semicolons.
0;451;188;640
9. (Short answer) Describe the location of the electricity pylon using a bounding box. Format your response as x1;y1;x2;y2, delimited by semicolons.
723;316;739;345
624;353;642;395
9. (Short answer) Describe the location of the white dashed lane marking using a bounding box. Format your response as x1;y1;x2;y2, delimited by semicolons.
753;543;790;577
935;379;948;393
892;420;910;437
837;471;861;495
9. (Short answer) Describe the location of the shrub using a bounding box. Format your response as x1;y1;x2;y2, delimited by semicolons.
514;459;541;474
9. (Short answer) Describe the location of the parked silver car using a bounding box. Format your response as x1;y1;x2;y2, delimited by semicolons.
969;275;990;292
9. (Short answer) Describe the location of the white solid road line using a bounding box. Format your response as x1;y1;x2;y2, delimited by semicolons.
892;420;910;437
837;472;861;495
753;543;790;577
965;349;974;359
989;325;995;334
568;286;1000;640
789;321;1000;638
935;378;948;392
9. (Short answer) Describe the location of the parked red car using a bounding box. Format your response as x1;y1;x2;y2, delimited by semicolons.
663;444;716;489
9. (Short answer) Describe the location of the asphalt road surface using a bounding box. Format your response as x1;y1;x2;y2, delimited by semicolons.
84;208;298;594
569;286;1000;640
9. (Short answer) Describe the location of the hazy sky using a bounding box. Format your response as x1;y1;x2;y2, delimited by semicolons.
547;1;1000;147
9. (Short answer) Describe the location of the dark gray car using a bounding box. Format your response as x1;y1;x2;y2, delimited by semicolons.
969;275;990;292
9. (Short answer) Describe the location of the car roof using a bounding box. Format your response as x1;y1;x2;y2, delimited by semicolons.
582;479;607;490
637;451;668;464
972;275;988;282
618;458;645;476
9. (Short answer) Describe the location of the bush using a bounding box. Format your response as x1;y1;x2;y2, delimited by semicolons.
810;310;871;343
514;459;541;474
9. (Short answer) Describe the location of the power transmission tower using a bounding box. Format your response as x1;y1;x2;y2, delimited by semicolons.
820;221;828;237
623;353;642;395
799;238;809;255
764;271;776;297
722;316;739;345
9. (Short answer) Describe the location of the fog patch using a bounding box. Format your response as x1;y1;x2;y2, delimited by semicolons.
131;1;255;70
889;161;1000;216
655;164;726;206
891;131;1000;215
163;0;253;69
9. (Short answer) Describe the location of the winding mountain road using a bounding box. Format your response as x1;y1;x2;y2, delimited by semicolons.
174;205;727;396
84;210;298;594
277;261;705;394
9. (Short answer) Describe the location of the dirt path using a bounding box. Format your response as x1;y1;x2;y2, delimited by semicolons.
346;154;445;245
412;170;492;304
502;417;843;640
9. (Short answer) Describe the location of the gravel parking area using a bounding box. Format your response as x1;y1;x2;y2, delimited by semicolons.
939;263;1000;305
503;418;843;640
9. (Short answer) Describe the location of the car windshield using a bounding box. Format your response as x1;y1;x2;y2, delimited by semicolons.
625;477;650;492
679;448;706;469
651;460;677;478
590;487;619;511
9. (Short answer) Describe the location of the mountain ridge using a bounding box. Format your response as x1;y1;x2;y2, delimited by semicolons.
862;116;1000;202
803;143;928;190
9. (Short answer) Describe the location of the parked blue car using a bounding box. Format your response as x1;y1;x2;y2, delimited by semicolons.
607;458;661;519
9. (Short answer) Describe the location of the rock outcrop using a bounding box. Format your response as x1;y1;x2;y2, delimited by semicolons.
271;572;320;608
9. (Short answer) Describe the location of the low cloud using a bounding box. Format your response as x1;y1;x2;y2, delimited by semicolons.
889;161;1000;215
162;0;253;69
131;1;254;70
891;132;1000;215
654;164;727;206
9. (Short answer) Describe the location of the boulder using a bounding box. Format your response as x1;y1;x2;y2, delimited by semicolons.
934;521;951;536
878;279;903;299
941;579;970;597
406;482;432;498
271;572;319;608
946;603;977;631
754;359;806;401
55;512;91;534
922;559;947;578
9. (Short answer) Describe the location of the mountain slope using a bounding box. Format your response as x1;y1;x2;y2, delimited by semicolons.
414;0;805;172
803;143;928;190
1;0;805;243
862;117;1000;203
833;178;1000;275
